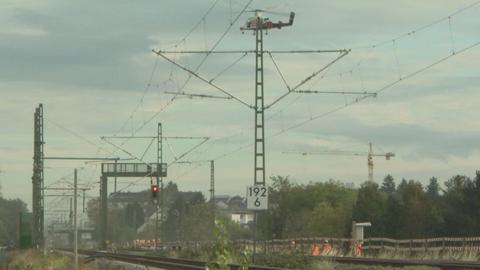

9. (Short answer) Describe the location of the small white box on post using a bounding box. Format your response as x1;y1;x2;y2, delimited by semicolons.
352;221;371;243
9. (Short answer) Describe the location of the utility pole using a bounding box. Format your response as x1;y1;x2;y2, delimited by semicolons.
73;169;78;270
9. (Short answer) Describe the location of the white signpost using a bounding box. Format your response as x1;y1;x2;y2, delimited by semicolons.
247;185;268;210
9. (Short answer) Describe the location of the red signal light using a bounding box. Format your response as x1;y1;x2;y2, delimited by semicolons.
151;185;159;199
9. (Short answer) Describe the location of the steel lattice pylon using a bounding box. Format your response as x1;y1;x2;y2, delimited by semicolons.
153;10;352;191
254;28;266;186
157;122;163;248
32;104;44;248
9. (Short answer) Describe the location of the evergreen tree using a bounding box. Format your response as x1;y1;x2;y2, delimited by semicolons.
426;177;440;198
380;174;396;193
352;181;386;236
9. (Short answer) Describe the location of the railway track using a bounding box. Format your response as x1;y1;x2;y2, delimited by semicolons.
319;256;480;269
77;250;287;270
62;249;480;270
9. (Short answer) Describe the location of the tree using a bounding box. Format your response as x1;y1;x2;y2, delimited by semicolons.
125;202;145;229
352;181;386;236
308;202;345;237
0;197;28;246
426;177;440;198
164;191;209;241
380;174;396;193
441;175;476;235
395;180;429;238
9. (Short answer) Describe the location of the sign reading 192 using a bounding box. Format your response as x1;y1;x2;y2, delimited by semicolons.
246;185;268;210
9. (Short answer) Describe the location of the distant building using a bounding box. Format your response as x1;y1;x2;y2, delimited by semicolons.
109;191;151;209
214;195;254;226
344;182;355;189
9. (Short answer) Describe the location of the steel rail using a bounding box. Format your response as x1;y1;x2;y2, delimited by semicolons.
65;249;288;270
59;249;480;270
316;256;480;270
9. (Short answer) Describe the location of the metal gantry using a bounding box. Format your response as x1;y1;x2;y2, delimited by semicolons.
98;162;167;249
101;126;209;248
32;104;45;248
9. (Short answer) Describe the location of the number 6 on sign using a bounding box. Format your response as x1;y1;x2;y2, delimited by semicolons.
247;185;268;210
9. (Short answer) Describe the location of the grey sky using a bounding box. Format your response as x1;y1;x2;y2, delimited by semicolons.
1;0;480;215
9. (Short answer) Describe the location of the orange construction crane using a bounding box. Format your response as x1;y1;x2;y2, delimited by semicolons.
284;142;394;182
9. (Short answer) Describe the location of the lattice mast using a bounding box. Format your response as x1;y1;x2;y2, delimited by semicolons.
242;10;295;186
32;104;45;248
153;10;354;188
156;123;163;248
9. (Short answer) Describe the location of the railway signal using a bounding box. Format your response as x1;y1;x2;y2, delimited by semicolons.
151;184;159;199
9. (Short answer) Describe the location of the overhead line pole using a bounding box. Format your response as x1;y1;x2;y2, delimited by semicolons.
153;10;351;262
210;160;215;235
32;104;45;249
74;169;78;270
157;123;163;249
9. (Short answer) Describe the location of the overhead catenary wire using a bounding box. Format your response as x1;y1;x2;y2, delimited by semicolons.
102;135;210;192
43;0;478;199
264;50;350;109
153;51;253;108
209;52;248;83
45;118;113;156
74;0;254;197
124;1;480;185
173;37;480;180
349;0;480;50
113;56;161;137
267;51;291;91
322;0;480;81
163;91;234;100
156;49;349;54
122;0;254;137
104;0;250;162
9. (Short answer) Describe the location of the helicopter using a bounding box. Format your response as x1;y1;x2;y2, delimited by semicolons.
240;10;295;32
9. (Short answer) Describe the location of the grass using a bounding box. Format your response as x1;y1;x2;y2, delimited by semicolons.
3;250;98;270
